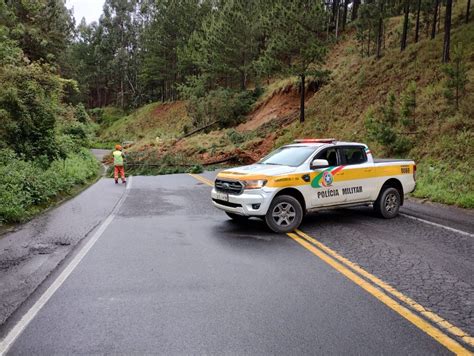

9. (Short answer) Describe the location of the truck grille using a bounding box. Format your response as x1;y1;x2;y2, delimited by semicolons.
215;179;243;195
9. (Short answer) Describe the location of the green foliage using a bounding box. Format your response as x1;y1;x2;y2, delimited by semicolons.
413;161;474;208
356;1;383;57
0;148;99;224
139;0;211;103
1;0;74;64
74;103;90;123
0;62;63;160
258;0;327;78
188;164;204;174
0;26;22;65
365;89;414;156
226;129;257;146
400;81;417;127
186;88;258;129
442;44;469;110
188;0;263;90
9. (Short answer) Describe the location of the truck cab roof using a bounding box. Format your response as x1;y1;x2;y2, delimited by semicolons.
285;140;368;149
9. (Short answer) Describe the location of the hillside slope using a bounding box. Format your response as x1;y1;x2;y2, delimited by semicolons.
95;18;473;208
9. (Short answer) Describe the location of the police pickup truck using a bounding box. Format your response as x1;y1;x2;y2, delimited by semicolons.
211;139;416;233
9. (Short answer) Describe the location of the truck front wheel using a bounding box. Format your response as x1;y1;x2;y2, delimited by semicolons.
374;187;401;218
265;195;303;233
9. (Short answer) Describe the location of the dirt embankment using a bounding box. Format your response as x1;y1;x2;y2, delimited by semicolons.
237;80;323;133
237;85;301;132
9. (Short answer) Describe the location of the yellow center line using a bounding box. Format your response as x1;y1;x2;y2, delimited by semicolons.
188;173;472;354
188;173;213;187
288;232;471;355
294;229;474;348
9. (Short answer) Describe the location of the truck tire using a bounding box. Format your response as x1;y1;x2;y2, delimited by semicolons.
265;195;303;233
374;187;401;218
225;212;248;222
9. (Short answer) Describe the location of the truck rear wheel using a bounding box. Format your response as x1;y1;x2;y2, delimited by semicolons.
265;195;303;233
374;187;400;218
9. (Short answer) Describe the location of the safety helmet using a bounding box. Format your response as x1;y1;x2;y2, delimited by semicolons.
115;144;122;150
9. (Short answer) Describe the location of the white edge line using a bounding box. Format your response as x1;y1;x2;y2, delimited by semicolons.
0;176;133;355
400;212;474;237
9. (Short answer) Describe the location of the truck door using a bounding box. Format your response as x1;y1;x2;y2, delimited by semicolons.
337;146;373;202
307;147;347;208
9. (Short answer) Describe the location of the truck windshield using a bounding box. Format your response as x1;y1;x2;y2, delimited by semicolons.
259;146;316;167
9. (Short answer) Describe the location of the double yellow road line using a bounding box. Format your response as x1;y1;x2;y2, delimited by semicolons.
189;173;472;354
289;230;472;355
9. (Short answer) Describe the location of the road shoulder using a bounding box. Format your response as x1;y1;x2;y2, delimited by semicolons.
0;178;124;327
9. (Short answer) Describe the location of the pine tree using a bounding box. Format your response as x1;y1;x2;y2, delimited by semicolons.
193;0;263;90
376;0;385;59
259;0;328;123
414;0;422;43
140;0;212;102
467;0;472;23
2;0;74;64
431;0;440;39
352;0;361;21
442;45;468;110
401;0;410;51
442;0;453;63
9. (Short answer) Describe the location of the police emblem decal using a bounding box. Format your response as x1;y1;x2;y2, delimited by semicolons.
321;171;334;187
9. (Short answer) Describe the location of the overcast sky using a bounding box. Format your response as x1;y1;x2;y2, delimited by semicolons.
66;0;105;24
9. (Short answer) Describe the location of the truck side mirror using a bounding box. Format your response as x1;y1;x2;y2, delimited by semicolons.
311;159;329;169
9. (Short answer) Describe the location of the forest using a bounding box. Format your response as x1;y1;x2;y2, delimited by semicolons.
0;0;473;224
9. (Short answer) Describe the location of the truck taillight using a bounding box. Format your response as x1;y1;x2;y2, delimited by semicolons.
413;164;417;181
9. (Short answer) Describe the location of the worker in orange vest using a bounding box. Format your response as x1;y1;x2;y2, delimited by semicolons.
113;144;126;184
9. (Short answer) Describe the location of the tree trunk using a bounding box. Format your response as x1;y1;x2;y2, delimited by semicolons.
332;0;339;25
367;28;371;56
342;0;349;30
335;1;341;41
467;0;471;23
401;0;409;51
240;71;246;91
300;74;305;124
352;0;361;21
415;0;421;42
442;0;453;63
431;0;439;39
120;77;124;109
437;1;441;34
376;1;384;59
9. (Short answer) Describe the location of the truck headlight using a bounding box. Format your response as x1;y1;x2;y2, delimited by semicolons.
242;179;267;189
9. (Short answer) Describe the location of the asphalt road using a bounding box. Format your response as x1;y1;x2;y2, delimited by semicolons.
1;172;473;355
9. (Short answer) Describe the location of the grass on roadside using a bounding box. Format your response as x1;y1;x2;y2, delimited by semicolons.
0;148;100;225
413;162;474;208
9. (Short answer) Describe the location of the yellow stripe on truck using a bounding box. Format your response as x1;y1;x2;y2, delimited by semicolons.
217;164;414;188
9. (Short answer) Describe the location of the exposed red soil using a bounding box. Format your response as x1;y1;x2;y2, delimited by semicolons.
152;102;174;118
237;86;300;132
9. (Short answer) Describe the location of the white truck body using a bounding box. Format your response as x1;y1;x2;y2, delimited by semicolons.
211;140;416;231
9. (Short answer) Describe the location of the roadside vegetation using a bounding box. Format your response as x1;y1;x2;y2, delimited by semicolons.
83;1;472;208
1;0;472;211
0;2;100;225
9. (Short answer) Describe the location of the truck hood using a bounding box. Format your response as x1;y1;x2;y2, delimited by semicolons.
218;164;297;179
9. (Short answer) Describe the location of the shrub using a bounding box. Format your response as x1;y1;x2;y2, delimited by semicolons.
0;62;63;160
179;76;261;130
364;89;415;156
0;149;99;224
413;161;474;209
74;103;90;123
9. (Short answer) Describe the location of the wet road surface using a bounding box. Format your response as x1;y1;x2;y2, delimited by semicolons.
1;173;473;354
